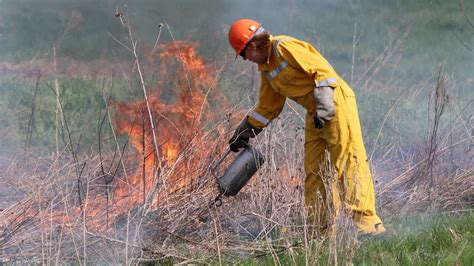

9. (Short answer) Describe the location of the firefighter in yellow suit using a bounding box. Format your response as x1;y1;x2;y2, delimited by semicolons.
227;19;385;236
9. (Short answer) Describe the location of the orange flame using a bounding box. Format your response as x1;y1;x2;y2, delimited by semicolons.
111;41;222;219
4;41;231;231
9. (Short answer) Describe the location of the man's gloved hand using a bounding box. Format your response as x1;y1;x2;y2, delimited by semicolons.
313;86;335;129
229;117;262;152
313;111;327;129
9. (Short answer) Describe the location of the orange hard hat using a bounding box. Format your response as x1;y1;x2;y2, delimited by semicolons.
228;19;264;58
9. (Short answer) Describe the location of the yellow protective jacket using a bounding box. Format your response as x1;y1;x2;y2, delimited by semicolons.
247;35;350;128
246;35;384;235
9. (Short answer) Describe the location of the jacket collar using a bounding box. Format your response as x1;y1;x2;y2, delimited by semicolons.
257;35;274;72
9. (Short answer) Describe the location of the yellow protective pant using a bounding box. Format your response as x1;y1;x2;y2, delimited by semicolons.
303;82;383;235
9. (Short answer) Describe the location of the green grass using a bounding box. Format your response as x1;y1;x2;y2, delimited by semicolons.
227;211;473;265
0;77;129;151
354;211;473;265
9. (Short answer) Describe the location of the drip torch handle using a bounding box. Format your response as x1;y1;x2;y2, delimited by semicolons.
210;148;232;178
210;139;249;177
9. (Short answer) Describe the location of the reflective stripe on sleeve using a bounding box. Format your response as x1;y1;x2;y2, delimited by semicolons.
315;77;337;87
265;60;288;81
249;110;270;125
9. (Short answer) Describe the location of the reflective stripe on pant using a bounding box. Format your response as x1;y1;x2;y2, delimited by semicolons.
304;82;382;234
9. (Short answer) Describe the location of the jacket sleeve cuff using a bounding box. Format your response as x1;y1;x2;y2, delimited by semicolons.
315;77;338;88
247;110;270;129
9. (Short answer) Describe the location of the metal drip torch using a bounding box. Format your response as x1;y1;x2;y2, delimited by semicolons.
199;143;265;221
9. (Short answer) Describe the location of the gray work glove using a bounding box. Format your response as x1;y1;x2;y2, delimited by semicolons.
229;117;262;152
313;86;335;129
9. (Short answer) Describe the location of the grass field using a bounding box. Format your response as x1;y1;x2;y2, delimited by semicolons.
220;211;473;265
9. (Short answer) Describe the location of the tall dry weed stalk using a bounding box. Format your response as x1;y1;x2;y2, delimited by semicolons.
376;68;472;215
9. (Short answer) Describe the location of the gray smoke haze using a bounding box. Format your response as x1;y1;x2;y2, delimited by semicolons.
0;0;472;77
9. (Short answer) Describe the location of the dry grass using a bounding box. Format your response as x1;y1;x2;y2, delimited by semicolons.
1;89;471;264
